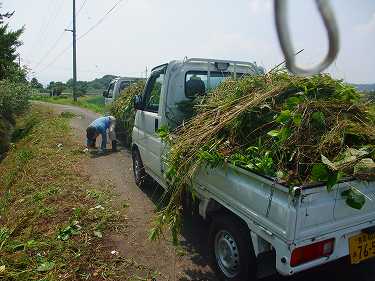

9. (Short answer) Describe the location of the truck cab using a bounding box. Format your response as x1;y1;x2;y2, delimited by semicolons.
131;58;375;281
132;58;263;184
103;77;142;105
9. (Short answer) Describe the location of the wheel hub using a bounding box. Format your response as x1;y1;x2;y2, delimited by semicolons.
215;230;240;278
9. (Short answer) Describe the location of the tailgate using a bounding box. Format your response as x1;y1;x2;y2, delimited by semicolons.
295;180;375;241
334;181;375;224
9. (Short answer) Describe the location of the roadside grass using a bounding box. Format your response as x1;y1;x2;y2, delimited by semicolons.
0;107;158;281
30;94;107;114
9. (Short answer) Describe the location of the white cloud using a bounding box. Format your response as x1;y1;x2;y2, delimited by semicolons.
356;12;375;33
248;0;272;14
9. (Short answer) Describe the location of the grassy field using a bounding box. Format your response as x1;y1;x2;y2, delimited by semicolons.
0;107;156;281
30;94;107;114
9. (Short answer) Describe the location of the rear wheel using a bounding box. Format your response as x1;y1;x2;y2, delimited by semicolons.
209;214;257;281
132;148;150;188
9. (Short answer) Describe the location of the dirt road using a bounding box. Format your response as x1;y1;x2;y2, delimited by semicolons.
35;102;215;281
35;102;375;281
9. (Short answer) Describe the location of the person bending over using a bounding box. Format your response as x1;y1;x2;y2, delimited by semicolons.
86;116;117;152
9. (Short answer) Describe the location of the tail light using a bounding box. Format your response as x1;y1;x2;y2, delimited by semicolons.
290;238;335;267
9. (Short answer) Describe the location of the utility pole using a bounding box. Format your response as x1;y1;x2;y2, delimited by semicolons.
18;54;21;67
72;0;77;102
65;1;77;101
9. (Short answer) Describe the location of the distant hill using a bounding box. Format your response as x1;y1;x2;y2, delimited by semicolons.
60;75;118;94
352;83;375;92
86;75;118;92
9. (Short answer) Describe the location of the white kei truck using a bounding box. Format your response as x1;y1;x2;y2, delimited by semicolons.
103;77;142;105
130;58;375;280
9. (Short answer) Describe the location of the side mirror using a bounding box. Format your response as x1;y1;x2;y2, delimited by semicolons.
103;90;108;98
134;95;144;110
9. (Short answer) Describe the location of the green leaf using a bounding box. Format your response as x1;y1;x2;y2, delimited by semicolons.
326;172;339;192
245;163;255;170
286;96;303;109
276;110;292;125
311;164;329;182
267;127;291;143
57;224;80;241
279;127;291;143
292;114;302;127
321;154;337;171
94;231;103;238
157;126;170;142
267;130;280;138
276;170;284;179
311;111;325;127
148;226;161;241
36;261;55;272
341;188;366;210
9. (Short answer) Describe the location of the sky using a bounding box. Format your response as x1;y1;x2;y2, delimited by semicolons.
3;0;375;85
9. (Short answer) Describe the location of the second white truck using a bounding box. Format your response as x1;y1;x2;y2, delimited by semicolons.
103;77;142;105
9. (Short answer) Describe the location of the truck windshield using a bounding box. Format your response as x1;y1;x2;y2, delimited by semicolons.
185;71;243;98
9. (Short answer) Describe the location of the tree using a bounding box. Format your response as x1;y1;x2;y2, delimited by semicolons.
0;4;29;158
0;4;25;81
46;81;65;96
53;82;65;95
30;77;43;90
65;79;88;96
0;4;14;24
76;81;88;96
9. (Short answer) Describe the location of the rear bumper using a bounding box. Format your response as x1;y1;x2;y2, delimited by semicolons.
276;255;375;281
274;219;375;276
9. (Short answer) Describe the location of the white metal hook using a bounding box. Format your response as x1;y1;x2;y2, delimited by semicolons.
274;0;340;75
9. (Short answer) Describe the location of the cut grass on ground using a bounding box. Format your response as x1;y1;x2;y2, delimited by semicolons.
0;107;158;281
31;94;107;114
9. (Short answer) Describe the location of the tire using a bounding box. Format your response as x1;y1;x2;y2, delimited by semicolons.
208;214;257;281
132;148;150;188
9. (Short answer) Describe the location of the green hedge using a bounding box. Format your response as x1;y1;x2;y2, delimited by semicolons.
0;80;31;156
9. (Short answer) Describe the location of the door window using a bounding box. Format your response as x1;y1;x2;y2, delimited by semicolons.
185;71;238;98
143;69;166;113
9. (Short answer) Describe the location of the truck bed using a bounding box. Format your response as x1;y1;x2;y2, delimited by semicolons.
195;164;375;243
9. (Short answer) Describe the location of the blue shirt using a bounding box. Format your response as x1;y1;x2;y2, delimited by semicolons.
88;116;112;149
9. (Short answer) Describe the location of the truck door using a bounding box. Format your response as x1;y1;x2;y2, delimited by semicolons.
137;66;166;181
104;81;115;105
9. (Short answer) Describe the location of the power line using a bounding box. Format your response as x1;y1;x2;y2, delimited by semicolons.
67;0;89;28
24;58;107;74
38;0;65;44
37;43;72;74
33;32;67;70
77;0;89;16
77;0;126;40
33;0;90;70
36;0;127;74
27;0;58;57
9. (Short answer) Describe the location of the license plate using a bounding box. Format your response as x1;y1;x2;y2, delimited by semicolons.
349;232;375;264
